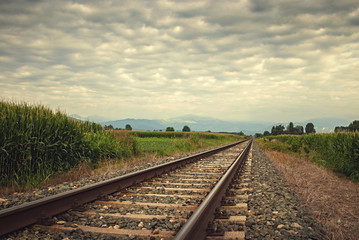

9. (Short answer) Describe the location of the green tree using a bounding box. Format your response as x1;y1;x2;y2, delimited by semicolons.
104;125;114;130
263;131;270;136
335;126;348;132
271;125;284;135
125;124;132;130
182;125;191;132
287;122;294;134
305;123;316;134
349;120;359;132
294;125;304;135
166;127;175;131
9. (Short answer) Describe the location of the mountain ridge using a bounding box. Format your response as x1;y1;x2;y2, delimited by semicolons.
89;115;353;135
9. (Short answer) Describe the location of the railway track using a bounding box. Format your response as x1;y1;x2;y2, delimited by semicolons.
1;139;252;239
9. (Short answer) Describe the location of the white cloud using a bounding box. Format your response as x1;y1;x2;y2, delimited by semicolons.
0;0;358;122
66;3;95;14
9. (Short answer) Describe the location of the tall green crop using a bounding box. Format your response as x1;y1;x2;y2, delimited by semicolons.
0;101;137;187
261;133;359;182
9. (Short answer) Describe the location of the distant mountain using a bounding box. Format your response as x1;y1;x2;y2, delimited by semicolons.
69;114;84;121
101;119;165;131
101;115;273;134
163;115;273;134
69;114;112;123
71;114;356;135
87;115;113;123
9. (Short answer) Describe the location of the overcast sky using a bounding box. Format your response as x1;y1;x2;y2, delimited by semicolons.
1;0;358;122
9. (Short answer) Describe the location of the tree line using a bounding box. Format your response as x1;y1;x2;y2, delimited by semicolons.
255;122;315;138
334;120;359;132
104;124;192;132
166;125;191;132
255;120;359;137
104;124;132;130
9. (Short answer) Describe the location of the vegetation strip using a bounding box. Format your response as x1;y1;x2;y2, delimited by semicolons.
258;133;359;182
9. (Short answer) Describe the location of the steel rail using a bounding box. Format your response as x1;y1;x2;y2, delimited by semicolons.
0;140;247;237
174;139;252;240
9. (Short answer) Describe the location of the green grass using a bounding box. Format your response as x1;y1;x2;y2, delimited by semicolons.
257;133;359;182
129;131;245;157
136;138;179;157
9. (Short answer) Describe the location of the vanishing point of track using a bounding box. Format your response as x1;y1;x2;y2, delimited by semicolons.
0;139;252;239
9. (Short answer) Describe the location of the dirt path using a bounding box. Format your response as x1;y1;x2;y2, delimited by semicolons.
265;150;359;240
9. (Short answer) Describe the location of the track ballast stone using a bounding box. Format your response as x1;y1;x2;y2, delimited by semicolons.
246;143;325;239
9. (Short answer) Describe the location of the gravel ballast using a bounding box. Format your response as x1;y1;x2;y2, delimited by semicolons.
245;142;325;239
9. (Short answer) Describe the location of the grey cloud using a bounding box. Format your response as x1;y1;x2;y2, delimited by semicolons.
0;0;358;122
249;0;275;12
349;8;359;25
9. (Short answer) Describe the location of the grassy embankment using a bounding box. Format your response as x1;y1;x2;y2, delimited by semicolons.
126;131;243;157
257;133;359;182
0;100;244;189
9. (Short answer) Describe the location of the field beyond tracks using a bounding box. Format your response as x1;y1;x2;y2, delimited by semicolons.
0;100;244;192
122;130;244;157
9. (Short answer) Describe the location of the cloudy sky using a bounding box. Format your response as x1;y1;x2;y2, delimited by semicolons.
1;0;358;122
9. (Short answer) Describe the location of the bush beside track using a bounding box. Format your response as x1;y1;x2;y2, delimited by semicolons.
257;133;359;182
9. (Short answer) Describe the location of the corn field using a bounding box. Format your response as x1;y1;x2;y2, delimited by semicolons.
0;101;136;187
260;133;359;182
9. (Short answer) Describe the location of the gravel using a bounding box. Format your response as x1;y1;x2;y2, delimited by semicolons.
245;142;325;239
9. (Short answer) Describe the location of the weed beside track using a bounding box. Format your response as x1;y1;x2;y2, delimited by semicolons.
257;133;359;182
265;150;359;240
